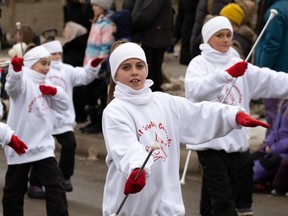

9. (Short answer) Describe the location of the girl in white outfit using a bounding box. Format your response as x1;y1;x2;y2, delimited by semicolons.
185;16;288;216
101;40;269;216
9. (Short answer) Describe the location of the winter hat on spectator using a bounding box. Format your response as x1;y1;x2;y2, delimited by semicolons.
220;3;245;26
23;45;51;68
42;40;63;54
90;0;113;10
201;16;233;44
8;42;28;57
109;42;148;82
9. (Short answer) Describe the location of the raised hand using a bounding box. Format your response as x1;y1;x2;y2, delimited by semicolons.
226;61;248;78
11;55;24;72
91;57;105;67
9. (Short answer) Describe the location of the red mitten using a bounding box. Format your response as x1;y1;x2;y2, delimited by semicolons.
226;61;248;78
91;57;104;67
8;135;28;155
124;168;146;195
236;112;269;128
11;55;24;72
39;85;57;96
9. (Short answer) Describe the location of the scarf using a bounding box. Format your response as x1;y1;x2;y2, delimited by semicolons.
114;80;154;105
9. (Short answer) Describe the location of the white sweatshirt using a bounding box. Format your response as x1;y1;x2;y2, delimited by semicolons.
102;81;243;216
4;65;69;164
47;60;100;134
185;44;288;152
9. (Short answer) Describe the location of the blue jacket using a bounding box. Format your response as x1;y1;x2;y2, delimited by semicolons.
254;0;288;72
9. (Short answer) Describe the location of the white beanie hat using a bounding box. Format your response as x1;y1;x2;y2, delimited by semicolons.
201;16;233;44
90;0;113;10
109;42;148;82
42;40;63;54
23;46;51;68
8;42;28;57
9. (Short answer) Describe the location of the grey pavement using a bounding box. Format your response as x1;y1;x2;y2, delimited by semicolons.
0;47;287;215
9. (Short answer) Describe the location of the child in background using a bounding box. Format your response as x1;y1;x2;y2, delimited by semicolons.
81;0;114;133
3;46;69;216
101;41;268;216
185;15;288;216
27;40;105;198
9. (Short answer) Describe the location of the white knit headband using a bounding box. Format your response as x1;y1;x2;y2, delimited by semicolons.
23;46;51;68
42;40;63;54
109;42;148;82
201;16;233;44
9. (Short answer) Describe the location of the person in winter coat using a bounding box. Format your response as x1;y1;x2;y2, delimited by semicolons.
81;0;115;133
122;0;173;91
3;46;69;215
254;0;288;137
27;40;104;198
172;0;199;65
252;100;288;191
185;15;288;216
101;40;268;216
62;21;89;123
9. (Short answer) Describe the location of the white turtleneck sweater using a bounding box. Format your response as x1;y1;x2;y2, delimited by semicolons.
185;44;288;152
4;65;69;164
102;80;243;216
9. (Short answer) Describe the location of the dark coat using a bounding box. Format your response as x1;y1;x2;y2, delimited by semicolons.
122;0;173;48
173;0;199;65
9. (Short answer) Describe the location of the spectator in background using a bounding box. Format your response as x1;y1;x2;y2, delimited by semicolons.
172;0;199;65
81;0;114;133
252;99;288;194
254;0;288;138
122;0;173;92
62;21;89;123
62;0;94;123
220;2;256;60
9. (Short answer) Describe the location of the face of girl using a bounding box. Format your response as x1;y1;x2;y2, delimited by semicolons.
115;58;147;90
92;4;105;17
51;52;62;61
31;58;51;75
208;29;232;53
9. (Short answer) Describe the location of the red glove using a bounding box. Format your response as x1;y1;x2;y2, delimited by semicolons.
124;168;146;195
11;55;24;72
226;61;248;78
236;112;270;128
8;135;28;155
90;57;104;67
39;85;57;96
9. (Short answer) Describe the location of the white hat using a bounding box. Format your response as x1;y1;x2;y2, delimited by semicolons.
42;40;63;54
109;42;148;82
23;46;51;68
201;16;233;44
8;42;28;57
90;0;113;10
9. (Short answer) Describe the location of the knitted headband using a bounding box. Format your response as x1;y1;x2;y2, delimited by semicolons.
201;16;233;44
42;40;63;54
220;3;245;26
23;46;51;68
109;42;148;82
